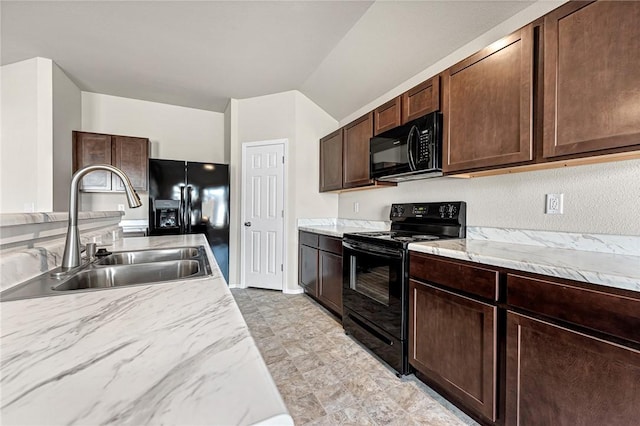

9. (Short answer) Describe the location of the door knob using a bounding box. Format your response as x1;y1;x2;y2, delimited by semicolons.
244;222;252;227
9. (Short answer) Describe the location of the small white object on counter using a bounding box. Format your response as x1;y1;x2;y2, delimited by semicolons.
1;235;292;426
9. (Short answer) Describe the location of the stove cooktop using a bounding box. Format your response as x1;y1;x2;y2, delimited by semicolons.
343;201;467;249
347;231;441;244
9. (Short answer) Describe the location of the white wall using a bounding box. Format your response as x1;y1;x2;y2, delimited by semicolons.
80;92;225;219
336;0;640;237
229;91;338;291
0;58;54;213
52;63;81;211
339;159;640;235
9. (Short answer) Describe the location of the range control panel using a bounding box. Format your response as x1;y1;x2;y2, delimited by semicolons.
390;202;466;220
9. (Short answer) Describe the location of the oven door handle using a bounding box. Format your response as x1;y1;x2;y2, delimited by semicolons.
343;241;404;259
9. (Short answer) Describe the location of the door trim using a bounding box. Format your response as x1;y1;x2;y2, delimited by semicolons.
240;139;288;290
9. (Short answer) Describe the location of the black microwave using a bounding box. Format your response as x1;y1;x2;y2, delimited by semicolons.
369;111;442;182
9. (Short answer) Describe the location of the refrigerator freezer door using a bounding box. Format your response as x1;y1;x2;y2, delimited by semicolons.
148;159;186;236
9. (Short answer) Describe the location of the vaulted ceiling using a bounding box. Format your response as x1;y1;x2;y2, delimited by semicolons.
1;1;535;121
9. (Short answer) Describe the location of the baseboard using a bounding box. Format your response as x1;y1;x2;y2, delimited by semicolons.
228;283;244;289
283;287;304;295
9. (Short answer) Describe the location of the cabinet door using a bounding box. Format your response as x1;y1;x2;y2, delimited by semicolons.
409;280;497;422
299;244;318;297
112;136;149;191
402;76;440;123
374;96;402;135
443;26;534;173
73;131;112;191
543;1;640;158
342;112;374;188
319;129;343;192
318;250;343;316
506;312;640;426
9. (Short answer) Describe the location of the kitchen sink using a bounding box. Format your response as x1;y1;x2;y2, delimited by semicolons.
96;247;199;265
0;246;213;301
53;260;202;291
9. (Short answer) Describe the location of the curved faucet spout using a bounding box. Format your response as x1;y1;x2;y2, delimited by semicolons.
62;164;142;270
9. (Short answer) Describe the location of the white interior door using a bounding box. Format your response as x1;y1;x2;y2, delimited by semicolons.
242;142;285;290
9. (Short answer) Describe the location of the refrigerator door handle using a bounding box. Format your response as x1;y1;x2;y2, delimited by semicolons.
186;185;193;232
179;185;186;233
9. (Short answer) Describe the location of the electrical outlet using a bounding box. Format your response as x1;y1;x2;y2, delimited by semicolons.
545;193;564;214
117;204;125;211
353;202;359;213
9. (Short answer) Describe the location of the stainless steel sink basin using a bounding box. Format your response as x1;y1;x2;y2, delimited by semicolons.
53;260;202;291
0;245;213;301
96;247;199;265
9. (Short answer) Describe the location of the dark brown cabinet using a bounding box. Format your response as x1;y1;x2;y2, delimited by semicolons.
73;131;149;192
319;129;343;192
543;1;640;158
506;312;640;426
299;244;318;297
298;231;343;316
505;272;640;426
409;253;499;423
442;25;534;173
343;112;374;189
373;96;402;135
402;76;440;123
409;252;640;426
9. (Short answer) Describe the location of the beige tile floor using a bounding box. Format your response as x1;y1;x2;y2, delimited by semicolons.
231;288;478;426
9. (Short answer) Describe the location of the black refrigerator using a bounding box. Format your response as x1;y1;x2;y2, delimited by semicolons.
148;159;230;283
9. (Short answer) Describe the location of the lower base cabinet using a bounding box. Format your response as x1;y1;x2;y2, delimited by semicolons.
319;250;343;315
409;279;497;423
298;231;343;316
506;312;640;426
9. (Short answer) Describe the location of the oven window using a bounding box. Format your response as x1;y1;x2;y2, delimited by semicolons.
349;254;399;306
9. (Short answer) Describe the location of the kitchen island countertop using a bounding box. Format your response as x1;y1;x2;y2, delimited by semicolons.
0;234;292;426
409;238;640;293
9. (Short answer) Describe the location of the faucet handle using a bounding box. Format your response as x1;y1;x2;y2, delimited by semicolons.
85;243;97;260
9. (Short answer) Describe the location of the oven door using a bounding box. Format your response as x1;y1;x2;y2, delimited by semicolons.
342;240;406;340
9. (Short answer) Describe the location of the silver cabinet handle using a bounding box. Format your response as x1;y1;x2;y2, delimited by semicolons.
244;222;252;227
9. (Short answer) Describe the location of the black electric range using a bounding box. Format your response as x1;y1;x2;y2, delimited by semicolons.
341;202;466;375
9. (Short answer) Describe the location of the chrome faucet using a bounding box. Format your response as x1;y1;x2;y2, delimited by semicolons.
61;164;142;270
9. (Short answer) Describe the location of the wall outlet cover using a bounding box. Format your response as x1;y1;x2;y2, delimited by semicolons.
545;193;564;214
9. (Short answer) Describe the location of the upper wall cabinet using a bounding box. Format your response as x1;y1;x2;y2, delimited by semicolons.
343;112;374;189
402;76;441;124
543;1;640;158
319;129;344;192
73;131;149;192
374;96;402;136
443;25;535;173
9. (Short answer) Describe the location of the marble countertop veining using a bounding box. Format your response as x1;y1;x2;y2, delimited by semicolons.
298;218;389;238
298;224;384;238
0;234;292;426
409;239;640;293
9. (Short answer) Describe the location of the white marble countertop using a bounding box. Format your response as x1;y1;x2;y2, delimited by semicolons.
0;235;292;426
299;224;383;238
409;239;640;293
298;218;389;238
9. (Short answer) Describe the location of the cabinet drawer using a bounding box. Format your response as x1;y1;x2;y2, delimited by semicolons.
507;273;640;345
319;235;342;255
299;231;319;248
410;253;499;301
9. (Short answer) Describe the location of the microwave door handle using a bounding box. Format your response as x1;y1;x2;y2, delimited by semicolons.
407;125;418;171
